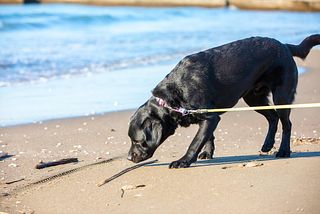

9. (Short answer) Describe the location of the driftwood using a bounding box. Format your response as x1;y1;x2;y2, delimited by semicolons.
35;158;78;169
0;152;8;158
0;152;12;161
5;178;25;185
98;159;158;187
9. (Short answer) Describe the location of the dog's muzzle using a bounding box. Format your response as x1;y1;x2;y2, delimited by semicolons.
127;145;153;163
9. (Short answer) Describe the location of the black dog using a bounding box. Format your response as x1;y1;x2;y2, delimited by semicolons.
128;34;320;168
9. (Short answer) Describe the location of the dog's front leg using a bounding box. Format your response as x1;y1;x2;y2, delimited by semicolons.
169;114;220;168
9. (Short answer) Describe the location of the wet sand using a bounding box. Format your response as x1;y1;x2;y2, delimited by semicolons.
0;49;320;213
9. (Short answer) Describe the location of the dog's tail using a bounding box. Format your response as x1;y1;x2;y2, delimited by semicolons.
286;34;320;60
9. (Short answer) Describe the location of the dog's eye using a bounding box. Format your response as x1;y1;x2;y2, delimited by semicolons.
133;140;145;146
141;141;148;148
134;141;148;150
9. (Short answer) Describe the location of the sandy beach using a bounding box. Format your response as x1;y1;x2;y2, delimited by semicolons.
0;49;320;213
1;0;320;11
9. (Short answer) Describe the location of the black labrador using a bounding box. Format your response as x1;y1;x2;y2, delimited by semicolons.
127;34;320;168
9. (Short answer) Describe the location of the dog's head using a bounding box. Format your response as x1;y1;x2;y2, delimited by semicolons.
127;103;163;163
127;101;176;163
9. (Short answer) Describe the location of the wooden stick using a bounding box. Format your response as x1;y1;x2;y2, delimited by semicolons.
5;178;25;185
35;158;78;169
98;159;158;187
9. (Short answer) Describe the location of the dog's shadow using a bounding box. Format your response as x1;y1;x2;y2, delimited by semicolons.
150;151;320;168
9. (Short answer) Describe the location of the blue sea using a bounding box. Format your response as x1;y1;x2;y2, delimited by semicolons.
0;4;319;126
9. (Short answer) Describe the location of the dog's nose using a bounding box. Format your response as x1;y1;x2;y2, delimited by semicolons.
127;153;133;161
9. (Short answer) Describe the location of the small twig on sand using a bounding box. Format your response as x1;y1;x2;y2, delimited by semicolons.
98;159;158;187
121;184;146;198
35;158;78;169
5;178;25;185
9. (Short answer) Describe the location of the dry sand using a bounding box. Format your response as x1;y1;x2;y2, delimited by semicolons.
0;49;320;214
2;1;320;12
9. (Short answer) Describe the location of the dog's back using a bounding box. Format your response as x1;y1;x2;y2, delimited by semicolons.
153;35;320;109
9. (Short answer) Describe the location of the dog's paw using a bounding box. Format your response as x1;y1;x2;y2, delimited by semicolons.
275;150;291;158
261;144;274;153
260;146;277;155
198;151;213;160
169;159;191;169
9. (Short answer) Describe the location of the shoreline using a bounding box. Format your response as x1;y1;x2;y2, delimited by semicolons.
0;0;320;11
0;65;307;128
0;49;318;128
0;62;173;127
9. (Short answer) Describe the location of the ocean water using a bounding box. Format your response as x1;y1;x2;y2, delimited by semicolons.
0;4;319;126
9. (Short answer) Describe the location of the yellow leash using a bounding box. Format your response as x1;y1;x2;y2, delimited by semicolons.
155;97;320;115
193;103;320;114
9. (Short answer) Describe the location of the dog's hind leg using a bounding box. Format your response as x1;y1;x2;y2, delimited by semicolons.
243;90;279;152
272;65;298;158
274;108;292;157
272;91;295;157
198;135;215;159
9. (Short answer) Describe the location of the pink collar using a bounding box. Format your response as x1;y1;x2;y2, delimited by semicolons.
155;97;190;116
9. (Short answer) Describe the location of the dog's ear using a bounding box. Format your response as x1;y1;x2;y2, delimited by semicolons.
129;105;150;141
148;120;162;147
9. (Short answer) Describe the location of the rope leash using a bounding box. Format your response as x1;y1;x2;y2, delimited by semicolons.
190;102;320;114
155;97;320;115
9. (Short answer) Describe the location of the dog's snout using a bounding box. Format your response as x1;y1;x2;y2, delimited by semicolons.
128;149;137;162
127;153;133;161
